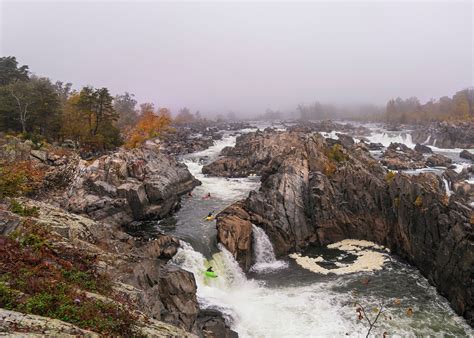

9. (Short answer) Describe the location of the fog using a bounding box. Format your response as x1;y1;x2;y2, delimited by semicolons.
1;0;472;116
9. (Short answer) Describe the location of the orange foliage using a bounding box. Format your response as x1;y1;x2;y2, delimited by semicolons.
124;107;172;149
0;160;46;198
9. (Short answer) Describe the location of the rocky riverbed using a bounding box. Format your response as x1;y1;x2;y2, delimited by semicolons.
1;120;473;336
204;129;473;326
0;131;235;337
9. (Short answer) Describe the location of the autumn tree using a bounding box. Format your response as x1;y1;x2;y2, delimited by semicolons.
114;92;138;131
75;86;121;150
125;103;172;148
60;93;88;146
174;107;195;124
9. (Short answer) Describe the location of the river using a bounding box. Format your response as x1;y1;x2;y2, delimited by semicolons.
158;125;473;337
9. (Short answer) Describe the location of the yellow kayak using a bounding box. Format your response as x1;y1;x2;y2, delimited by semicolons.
204;216;215;221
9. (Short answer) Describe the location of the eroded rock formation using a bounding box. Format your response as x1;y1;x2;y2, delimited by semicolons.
65;145;199;226
209;130;473;325
412;121;474;149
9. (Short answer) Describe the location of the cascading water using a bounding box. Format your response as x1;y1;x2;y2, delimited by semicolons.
161;128;472;337
250;224;288;273
443;178;452;197
366;130;415;148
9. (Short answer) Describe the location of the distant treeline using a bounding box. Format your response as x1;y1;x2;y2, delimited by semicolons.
384;89;474;124
296;89;474;124
296;103;384;121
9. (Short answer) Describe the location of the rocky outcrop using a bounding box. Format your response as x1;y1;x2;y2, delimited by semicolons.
216;202;254;270
414;143;433;154
202;131;305;178
0;308;194;337
460;150;474;162
425;154;452;167
288;120;372;138
412;121;474;149
0;199;227;336
197;309;238;338
210;130;473;325
65;145;199;226
381;142;425;169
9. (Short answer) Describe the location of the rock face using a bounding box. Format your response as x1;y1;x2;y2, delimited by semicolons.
210;130;473;325
202;131;306;178
460;149;474;161
0;199;229;337
414;143;433;154
216;202;254;270
425;154;452;167
65;145;200;226
381;142;425;169
412;121;474;149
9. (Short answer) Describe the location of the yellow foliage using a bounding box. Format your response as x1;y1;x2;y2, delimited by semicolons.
124;108;172;149
0;160;45;198
323;161;337;177
414;196;423;207
385;171;396;183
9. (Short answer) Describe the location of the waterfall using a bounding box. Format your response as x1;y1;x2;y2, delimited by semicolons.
443;178;452;197
250;225;288;273
367;131;415;148
423;135;431;145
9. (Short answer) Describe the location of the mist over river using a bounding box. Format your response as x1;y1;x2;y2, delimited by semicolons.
157;124;473;337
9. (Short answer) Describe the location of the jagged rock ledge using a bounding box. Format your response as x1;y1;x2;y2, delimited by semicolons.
206;130;473;326
65;144;200;227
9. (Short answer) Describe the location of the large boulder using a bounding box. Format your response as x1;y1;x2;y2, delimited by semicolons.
414;143;433;154
460;150;474;161
381;142;425;169
216;202;254;270
426;154;452;167
65;146;200;226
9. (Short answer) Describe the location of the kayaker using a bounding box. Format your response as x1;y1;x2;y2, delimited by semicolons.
207;266;214;272
202;192;211;199
207;212;213;218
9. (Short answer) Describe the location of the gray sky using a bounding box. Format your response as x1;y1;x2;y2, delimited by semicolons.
1;1;473;116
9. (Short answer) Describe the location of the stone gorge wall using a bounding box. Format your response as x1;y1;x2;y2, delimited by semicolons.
208;130;473;325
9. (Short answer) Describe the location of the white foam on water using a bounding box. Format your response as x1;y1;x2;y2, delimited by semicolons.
181;134;260;202
250;225;288;273
366;131;415;148
290;239;387;275
453;162;471;174
171;241;356;337
319;130;340;139
168;126;473;337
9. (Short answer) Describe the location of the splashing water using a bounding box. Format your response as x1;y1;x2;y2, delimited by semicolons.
250;224;288;273
163;127;473;337
366;131;415;148
443;178;452;197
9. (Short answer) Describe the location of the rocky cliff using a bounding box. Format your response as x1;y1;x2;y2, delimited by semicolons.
207;130;473;325
65;144;200;226
412;121;474;149
0;198;235;337
0;138;235;337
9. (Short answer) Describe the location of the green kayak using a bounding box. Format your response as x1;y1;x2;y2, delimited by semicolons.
205;271;218;278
